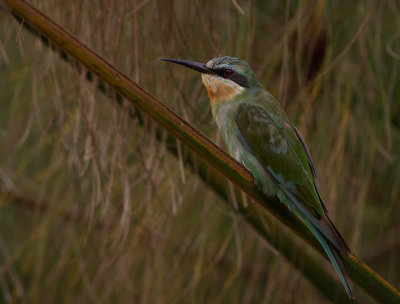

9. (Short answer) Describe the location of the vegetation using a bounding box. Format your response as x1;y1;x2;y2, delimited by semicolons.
1;0;399;303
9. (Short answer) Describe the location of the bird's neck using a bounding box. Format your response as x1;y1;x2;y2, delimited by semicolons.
201;74;245;106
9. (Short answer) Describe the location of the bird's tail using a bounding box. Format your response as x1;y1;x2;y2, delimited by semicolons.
305;218;354;299
279;189;354;298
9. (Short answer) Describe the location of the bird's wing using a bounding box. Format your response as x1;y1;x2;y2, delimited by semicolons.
234;100;325;218
293;126;317;180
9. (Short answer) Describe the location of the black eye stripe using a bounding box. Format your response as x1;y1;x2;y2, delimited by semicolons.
214;68;230;77
213;68;249;88
229;73;249;88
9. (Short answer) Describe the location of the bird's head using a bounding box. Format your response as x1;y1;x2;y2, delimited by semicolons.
160;56;263;105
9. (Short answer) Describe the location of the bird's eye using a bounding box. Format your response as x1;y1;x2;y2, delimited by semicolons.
224;68;233;77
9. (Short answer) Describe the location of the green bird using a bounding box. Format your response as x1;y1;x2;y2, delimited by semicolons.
160;56;353;298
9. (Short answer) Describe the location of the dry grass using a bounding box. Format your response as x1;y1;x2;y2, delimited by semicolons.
0;0;399;303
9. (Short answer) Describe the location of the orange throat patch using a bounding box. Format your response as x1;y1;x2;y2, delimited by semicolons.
201;74;244;105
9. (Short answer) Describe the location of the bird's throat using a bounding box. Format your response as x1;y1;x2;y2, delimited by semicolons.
201;74;244;106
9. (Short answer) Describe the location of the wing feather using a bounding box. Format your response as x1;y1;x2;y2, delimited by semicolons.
234;101;325;218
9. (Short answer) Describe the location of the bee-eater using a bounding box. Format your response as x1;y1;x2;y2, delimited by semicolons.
160;56;353;298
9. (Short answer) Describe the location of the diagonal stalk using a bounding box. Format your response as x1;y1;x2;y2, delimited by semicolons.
1;17;349;301
1;1;399;303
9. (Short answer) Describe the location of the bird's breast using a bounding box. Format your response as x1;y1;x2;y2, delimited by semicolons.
212;105;242;161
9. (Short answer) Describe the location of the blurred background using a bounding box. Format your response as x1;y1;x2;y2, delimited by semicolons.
0;0;399;303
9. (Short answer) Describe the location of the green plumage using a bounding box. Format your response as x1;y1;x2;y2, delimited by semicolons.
161;56;354;298
234;98;325;218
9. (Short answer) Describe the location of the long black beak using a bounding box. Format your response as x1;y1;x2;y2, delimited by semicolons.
158;58;214;75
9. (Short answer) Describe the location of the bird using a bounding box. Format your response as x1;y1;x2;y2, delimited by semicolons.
159;56;354;298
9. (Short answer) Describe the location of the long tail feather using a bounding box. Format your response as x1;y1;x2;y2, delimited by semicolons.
277;189;354;298
306;221;354;299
